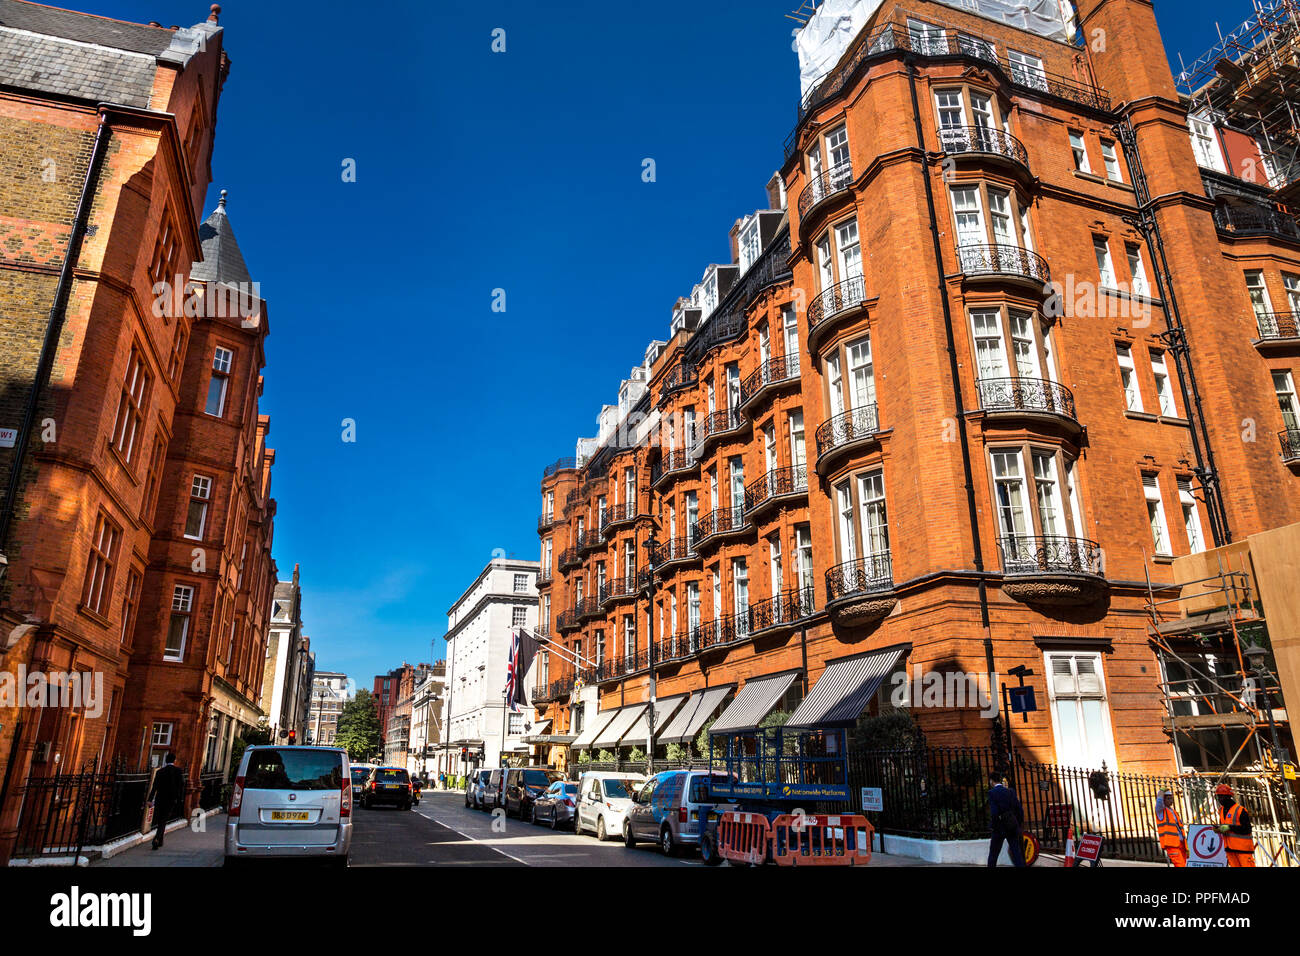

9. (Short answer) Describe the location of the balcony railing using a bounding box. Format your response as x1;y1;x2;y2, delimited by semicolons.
600;501;637;535
998;535;1103;577
594;649;651;682
956;243;1050;284
938;126;1029;168
807;274;868;333
748;586;816;634
797;162;854;219
745;464;809;515
576;597;603;621
1256;312;1300;341
976;377;1077;423
542;457;583;479
692;409;747;457
580;529;603;553
1281;428;1300;463
826;553;894;602
691;506;750;548
558;547;582;571
815;404;882;460
657;361;697;406
694;611;750;653
1213;203;1300;242
537;568;552;586
599;573;639;605
740;353;801;407
534;675;574;703
658;631;698;663
556;608;581;631
650;536;698;572
537;512;556;533
651;450;697;486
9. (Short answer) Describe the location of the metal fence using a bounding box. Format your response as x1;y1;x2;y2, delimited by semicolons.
14;764;156;858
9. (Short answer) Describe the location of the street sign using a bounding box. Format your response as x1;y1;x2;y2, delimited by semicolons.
0;428;16;449
1009;686;1037;714
1046;803;1072;829
1075;833;1103;862
1187;824;1228;867
1022;831;1041;866
860;786;883;812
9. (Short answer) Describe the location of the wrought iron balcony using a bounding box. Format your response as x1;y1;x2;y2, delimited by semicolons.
957;243;1050;285
542;457;582;479
558;546;583;571
658;631;701;664
534;675;575;703
651;450;698;488
744;465;809;518
565;490;583;510
579;529;603;554
657;361;697;406
691;408;748;458
1213;202;1300;242
650;536;698;574
938;126;1029;170
594;649;651;683
797;162;854;220
1281;428;1300;464
976;377;1078;426
575;597;603;621
815;404;882;474
599;573;639;606
537;512;556;534
807;274;868;342
691;506;750;549
600;501;637;536
694;611;750;653
537;568;552;587
826;554;894;603
998;535;1103;578
748;586;816;636
740;353;801;408
1256;312;1300;342
556;608;581;632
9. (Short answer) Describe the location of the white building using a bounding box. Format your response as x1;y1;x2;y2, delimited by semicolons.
261;565;313;741
439;558;543;777
409;663;447;779
307;671;350;746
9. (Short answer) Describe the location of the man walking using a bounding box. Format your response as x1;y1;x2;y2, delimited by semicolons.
988;772;1027;867
1155;787;1187;867
148;753;186;850
1215;783;1256;867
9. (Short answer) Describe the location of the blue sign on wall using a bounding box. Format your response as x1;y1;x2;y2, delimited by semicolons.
1009;686;1038;714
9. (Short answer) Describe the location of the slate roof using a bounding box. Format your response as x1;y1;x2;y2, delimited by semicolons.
190;191;254;286
0;0;176;54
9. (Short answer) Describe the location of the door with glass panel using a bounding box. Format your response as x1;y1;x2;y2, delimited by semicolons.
789;410;807;490
935;89;964;151
858;472;890;584
952;187;985;273
770;537;784;624
846;337;876;436
836;219;862;290
908;18;946;56
782;306;800;374
992;450;1032;568
1276;370;1299;431
728;458;745;527
796;526;815;601
972;310;1010;408
825;124;851;189
732;559;749;636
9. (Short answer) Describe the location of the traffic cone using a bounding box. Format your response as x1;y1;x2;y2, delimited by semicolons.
1064;824;1075;867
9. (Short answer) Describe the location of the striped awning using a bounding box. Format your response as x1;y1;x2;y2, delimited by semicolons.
710;671;801;735
620;695;688;749
571;708;617;750
591;704;647;751
787;646;908;728
658;685;734;744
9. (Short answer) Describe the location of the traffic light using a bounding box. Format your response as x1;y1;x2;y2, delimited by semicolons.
288;729;297;745
460;747;468;760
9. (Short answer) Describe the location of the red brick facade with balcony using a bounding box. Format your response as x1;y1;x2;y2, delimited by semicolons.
534;0;1300;777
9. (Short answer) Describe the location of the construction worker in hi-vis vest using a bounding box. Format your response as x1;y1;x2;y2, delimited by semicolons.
1155;788;1186;867
1215;783;1256;867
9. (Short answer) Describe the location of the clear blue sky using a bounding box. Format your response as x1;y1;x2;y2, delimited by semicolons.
75;0;1256;682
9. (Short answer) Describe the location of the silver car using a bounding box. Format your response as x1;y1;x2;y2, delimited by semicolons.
465;768;492;809
225;745;351;866
531;779;580;829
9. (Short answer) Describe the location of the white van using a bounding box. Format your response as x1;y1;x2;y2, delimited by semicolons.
574;771;647;841
225;745;352;866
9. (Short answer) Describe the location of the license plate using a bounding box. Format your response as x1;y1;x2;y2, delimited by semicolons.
270;810;310;822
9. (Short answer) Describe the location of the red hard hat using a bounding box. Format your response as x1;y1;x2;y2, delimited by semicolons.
1214;783;1233;796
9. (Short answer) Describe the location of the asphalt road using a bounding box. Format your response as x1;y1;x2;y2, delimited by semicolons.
361;790;701;867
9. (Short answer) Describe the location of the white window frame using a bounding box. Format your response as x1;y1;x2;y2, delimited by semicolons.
1045;652;1117;770
1144;474;1172;557
1116;343;1143;412
1069;131;1091;173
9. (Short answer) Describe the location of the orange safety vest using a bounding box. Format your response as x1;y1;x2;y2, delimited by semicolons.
1219;803;1254;854
1156;805;1185;849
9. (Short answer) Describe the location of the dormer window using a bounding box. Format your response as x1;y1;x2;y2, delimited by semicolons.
738;217;762;273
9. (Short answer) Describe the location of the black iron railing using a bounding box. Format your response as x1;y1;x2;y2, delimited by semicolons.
15;763;158;857
556;608;581;631
1256;312;1300;340
576;597;603;621
740;353;801;406
651;450;697;485
1280;428;1300;462
694;611;750;652
600;501;637;535
807;274;868;332
658;630;698;662
537;512;556;533
815;404;881;459
745;465;809;513
558;547;582;571
651;536;698;569
938;126;1029;167
692;506;749;546
537;568;552;586
693;409;747;455
826;553;894;602
564;490;583;511
797;162;854;218
599;573;639;605
657;361;697;406
957;243;1050;283
976;377;1077;421
998;535;1103;577
543;457;582;479
1213;202;1300;241
748;586;816;633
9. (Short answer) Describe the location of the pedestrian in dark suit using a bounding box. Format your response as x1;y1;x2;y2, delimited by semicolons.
148;753;186;850
987;772;1027;867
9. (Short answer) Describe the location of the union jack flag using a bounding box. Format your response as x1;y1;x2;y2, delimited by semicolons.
505;627;539;713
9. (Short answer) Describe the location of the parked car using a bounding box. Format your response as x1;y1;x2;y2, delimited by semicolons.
481;768;506;811
361;766;415;810
465;769;492;809
504;768;566;820
575;771;647;841
349;764;376;798
224;745;351;866
532;779;580;830
624;769;735;856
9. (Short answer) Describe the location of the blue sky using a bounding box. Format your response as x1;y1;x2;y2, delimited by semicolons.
76;0;1258;682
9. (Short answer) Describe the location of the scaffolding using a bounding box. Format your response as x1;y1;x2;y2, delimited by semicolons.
1177;0;1300;200
1144;554;1299;864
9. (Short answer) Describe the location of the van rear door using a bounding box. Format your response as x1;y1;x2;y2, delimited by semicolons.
238;748;344;846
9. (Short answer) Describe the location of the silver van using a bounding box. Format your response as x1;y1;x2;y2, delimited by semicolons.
225;745;351;866
624;769;733;856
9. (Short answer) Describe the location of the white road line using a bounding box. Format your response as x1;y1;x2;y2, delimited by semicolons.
414;804;533;866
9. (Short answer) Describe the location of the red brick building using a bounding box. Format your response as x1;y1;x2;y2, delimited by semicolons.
535;0;1300;780
0;2;277;860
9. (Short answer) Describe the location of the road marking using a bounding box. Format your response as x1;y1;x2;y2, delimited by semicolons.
414;805;533;866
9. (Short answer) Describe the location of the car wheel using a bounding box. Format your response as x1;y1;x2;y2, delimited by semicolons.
700;832;723;866
624;822;636;848
525;803;535;824
596;816;607;841
660;826;677;857
549;809;560;831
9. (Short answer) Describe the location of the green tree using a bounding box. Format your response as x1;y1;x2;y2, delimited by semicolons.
850;707;925;752
335;688;383;761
